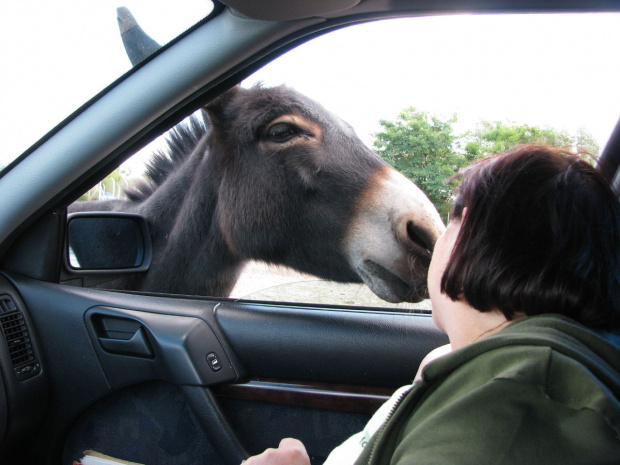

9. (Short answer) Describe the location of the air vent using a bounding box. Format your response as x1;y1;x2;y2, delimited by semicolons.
0;294;40;381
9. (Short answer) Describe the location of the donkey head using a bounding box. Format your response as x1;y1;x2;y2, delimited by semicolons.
205;85;444;302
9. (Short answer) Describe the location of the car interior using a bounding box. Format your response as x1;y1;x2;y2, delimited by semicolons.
1;1;620;464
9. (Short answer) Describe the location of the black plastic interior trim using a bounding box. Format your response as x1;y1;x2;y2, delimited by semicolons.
1;210;65;283
215;302;448;388
0;276;48;450
181;385;249;465
85;306;240;388
599;117;620;192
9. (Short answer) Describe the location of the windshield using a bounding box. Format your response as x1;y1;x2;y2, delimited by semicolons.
0;0;213;170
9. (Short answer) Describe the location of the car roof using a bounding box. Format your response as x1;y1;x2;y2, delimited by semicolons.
0;0;618;253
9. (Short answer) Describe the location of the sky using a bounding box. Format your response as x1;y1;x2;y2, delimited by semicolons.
0;0;211;166
3;3;620;171
245;13;620;149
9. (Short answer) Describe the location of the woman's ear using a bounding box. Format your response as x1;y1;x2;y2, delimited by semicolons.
449;206;467;224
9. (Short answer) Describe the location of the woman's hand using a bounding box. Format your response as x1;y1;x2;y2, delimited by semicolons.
244;438;310;465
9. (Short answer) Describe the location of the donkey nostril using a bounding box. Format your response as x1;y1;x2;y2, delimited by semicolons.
406;221;434;254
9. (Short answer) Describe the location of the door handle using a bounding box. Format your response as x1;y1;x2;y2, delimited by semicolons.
96;322;154;358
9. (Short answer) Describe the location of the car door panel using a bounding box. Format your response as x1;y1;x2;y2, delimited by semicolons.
0;276;48;446
62;381;228;465
85;306;240;388
215;302;446;387
1;273;446;464
213;304;446;462
217;394;371;464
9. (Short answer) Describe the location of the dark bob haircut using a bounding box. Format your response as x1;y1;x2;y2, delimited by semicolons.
441;144;620;330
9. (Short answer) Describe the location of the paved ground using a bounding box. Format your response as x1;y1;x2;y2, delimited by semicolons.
229;261;432;311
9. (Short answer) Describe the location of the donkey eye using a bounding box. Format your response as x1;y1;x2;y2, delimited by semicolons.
267;122;300;143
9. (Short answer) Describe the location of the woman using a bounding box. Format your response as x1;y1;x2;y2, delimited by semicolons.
245;144;620;465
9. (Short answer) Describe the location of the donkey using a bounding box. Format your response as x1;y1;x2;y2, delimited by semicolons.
71;83;444;302
70;6;446;301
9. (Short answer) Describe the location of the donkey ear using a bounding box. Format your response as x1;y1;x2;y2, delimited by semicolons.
204;86;241;123
117;7;161;66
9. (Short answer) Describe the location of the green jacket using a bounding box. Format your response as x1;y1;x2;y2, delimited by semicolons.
354;315;620;465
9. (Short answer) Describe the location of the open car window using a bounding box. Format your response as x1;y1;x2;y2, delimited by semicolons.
1;0;214;169
72;12;620;311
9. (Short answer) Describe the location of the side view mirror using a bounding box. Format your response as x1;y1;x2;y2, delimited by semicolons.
63;212;152;285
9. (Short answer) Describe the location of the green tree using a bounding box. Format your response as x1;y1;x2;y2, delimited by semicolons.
464;121;599;160
373;108;470;219
373;112;600;221
572;126;600;164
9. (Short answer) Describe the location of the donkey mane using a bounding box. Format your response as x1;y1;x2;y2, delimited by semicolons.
125;113;208;202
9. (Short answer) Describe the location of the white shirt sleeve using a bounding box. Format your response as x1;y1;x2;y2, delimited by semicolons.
323;344;452;465
322;383;414;465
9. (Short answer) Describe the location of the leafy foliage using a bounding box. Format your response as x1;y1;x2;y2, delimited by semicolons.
463;121;599;159
373;109;600;220
373;108;469;219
